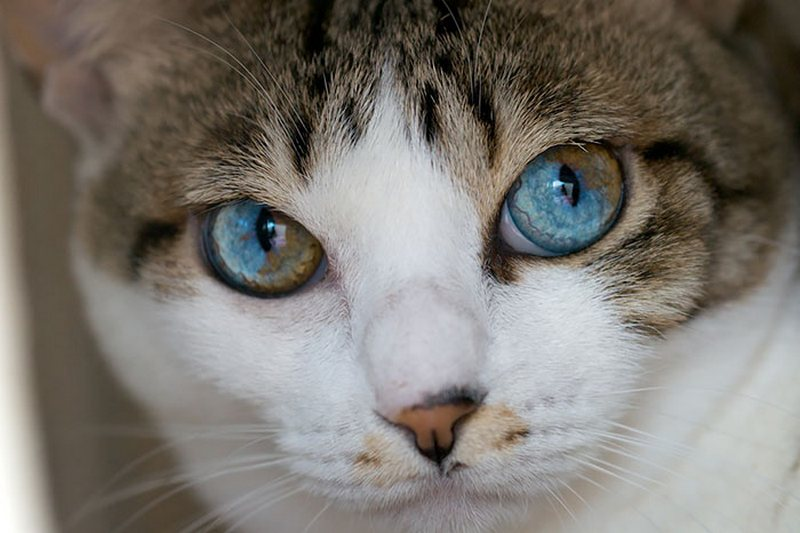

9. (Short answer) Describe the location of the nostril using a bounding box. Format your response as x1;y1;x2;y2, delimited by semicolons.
388;391;481;464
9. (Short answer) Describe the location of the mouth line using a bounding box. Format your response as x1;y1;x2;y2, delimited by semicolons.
307;471;528;508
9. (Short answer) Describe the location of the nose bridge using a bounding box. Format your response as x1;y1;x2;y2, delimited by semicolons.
312;88;488;425
361;281;488;418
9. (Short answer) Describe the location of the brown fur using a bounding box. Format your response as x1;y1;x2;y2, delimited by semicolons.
354;433;422;487
452;404;530;465
3;0;796;330
63;0;797;336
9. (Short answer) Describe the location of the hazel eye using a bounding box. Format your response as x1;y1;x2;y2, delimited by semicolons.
499;144;624;256
202;200;326;297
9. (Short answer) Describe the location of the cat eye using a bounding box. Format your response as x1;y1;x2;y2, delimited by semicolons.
201;201;326;297
498;144;624;256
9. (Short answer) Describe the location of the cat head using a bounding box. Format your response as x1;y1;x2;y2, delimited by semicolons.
5;0;798;530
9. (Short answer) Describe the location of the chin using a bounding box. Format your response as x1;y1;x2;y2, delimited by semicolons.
363;490;530;533
301;462;544;533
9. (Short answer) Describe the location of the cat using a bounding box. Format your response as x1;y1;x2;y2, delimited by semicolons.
3;0;800;531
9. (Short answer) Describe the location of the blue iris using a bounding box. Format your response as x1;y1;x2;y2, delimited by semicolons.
502;145;624;256
202;200;325;297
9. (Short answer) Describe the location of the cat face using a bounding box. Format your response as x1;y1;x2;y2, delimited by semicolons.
36;0;795;530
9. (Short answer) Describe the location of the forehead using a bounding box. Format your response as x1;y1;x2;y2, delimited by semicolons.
147;0;682;212
76;0;793;326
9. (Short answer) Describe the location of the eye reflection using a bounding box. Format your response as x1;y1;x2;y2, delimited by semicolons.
499;144;624;257
202;201;326;297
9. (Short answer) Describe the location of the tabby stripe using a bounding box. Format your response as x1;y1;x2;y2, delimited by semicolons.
129;221;182;278
641;139;742;201
433;0;464;38
341;97;363;146
421;83;440;145
642;140;709;172
435;54;455;76
306;0;335;57
371;0;389;36
468;82;497;162
289;113;313;179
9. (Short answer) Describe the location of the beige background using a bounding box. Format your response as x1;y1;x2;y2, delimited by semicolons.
2;52;208;532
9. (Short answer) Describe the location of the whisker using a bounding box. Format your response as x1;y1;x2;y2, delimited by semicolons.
179;473;299;533
555;476;594;527
108;457;294;533
86;455;290;523
575;472;664;532
590;386;800;421
86;424;281;439
577;453;664;489
573;455;713;533
586;423;800;508
221;8;306;131
221;485;306;533
594;441;683;480
541;487;567;532
159;17;293;136
69;435;194;527
472;0;494;98
302;500;332;533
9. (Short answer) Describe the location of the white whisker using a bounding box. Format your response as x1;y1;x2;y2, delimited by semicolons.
221;485;306;533
180;473;300;533
573;455;713;533
302;500;332;533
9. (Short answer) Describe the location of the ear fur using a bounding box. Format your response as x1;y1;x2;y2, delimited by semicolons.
679;0;800;128
0;0;208;157
678;0;749;34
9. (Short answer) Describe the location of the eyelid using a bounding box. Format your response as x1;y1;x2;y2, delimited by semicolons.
498;201;558;257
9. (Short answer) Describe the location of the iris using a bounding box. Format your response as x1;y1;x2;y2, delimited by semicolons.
202;201;325;297
500;144;624;256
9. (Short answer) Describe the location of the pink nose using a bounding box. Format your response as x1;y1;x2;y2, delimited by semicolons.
390;397;479;463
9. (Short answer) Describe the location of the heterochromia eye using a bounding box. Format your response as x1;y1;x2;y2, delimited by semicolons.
499;144;624;256
202;201;326;297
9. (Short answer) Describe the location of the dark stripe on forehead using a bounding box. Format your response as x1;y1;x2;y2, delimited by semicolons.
468;82;497;164
433;0;465;38
306;0;335;57
289;113;313;179
421;83;440;145
129;221;183;279
435;54;454;76
341;97;366;146
371;0;390;35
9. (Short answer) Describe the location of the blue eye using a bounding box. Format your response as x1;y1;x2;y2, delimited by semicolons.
499;144;624;256
202;201;326;297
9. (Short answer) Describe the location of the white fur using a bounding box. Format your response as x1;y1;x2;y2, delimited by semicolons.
72;86;800;532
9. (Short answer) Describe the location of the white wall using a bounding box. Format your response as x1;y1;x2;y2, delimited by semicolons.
0;42;55;533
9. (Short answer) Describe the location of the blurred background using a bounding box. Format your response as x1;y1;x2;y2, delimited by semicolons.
0;41;208;533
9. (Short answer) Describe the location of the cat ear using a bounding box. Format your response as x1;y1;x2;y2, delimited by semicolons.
1;0;117;152
678;0;749;34
2;0;207;158
680;0;800;123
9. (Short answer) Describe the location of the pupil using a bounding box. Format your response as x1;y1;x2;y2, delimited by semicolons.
558;165;580;207
256;208;276;252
